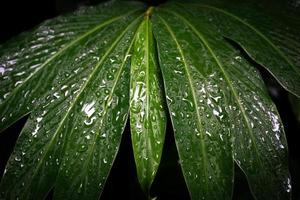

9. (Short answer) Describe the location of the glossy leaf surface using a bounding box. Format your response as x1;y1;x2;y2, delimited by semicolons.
0;0;297;200
130;15;167;193
176;0;300;98
153;11;234;200
153;4;291;200
0;1;144;199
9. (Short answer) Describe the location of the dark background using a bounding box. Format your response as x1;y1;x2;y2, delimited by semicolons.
0;0;299;199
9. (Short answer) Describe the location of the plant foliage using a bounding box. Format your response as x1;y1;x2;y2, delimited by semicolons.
0;0;299;199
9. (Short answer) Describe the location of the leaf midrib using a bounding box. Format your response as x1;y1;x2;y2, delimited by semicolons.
145;17;153;189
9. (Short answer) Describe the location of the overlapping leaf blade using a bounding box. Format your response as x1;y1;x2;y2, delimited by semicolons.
0;1;143;132
0;0;296;199
153;4;290;199
0;1;144;199
153;10;234;200
130;16;167;193
176;0;300;98
166;3;292;199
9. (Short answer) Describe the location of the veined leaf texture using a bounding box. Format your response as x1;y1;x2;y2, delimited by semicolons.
0;0;299;199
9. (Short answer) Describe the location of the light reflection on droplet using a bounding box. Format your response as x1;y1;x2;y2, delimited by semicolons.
0;66;5;75
82;101;96;118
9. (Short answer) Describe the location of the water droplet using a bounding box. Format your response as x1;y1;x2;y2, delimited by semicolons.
205;131;211;137
14;81;23;87
166;95;173;103
14;156;21;162
53;92;60;99
174;69;183;74
213;109;219;116
32;123;40;137
176;56;181;61
0;66;6;75
36;117;43;123
286;177;292;193
234;56;242;61
84;116;96;126
103;158;107;164
110;58;115;63
85;135;91;140
219;134;223;141
82;101;96;118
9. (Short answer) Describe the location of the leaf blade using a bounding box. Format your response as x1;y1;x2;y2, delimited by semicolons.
0;1;144;133
176;1;300;97
153;11;234;200
0;4;144;200
130;17;167;193
159;4;291;199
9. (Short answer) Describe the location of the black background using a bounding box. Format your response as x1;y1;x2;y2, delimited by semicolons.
0;0;299;199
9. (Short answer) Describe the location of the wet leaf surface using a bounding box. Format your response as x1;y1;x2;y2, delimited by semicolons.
130;16;167;193
0;0;297;199
0;1;145;199
153;3;292;200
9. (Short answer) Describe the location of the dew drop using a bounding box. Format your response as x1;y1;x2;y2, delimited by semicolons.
84;116;96;126
14;156;21;162
205;131;211;137
0;66;5;75
176;56;181;61
85;135;91;140
103;158;107;164
82;101;96;117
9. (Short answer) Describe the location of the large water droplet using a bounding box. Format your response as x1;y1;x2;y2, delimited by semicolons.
82;101;96;117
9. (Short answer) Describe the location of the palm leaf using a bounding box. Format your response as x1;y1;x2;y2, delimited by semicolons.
0;1;145;199
1;0;298;199
130;12;167;193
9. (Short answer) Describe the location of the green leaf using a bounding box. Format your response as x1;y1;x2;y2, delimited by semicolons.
0;1;144;199
176;0;300;98
0;1;296;200
153;4;290;200
153;10;234;200
0;1;144;133
164;4;292;199
130;12;167;193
